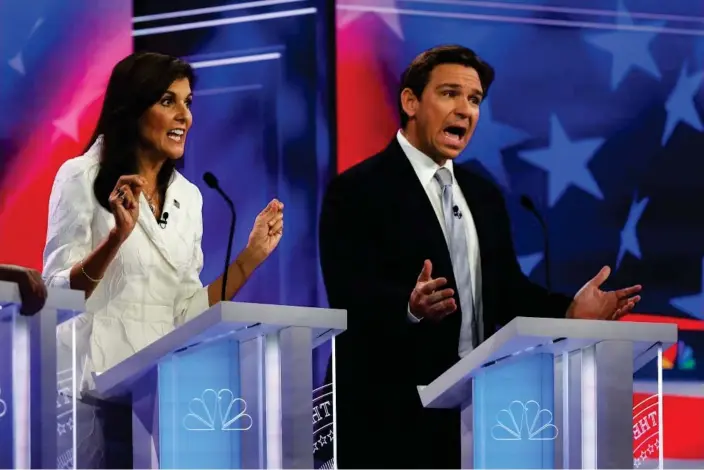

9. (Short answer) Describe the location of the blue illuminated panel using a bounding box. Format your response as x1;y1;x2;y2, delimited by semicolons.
473;353;556;469
158;339;246;469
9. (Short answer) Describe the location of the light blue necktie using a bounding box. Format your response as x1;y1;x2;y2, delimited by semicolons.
434;168;476;356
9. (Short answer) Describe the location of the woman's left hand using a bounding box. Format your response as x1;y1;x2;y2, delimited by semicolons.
246;199;284;264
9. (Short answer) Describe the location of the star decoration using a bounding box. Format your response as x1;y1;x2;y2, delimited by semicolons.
518;252;544;276
584;0;662;90
57;422;66;436
616;195;649;269
669;257;704;320
51;86;105;142
457;98;530;189
7;17;44;76
336;0;403;39
661;64;704;145
517;114;605;207
8;52;26;76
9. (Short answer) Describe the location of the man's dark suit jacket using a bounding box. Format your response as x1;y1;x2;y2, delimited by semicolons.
319;137;573;469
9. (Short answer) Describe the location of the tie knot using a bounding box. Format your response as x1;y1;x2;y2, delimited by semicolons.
434;167;453;187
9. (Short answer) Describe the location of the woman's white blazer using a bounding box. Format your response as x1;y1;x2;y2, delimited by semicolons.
42;136;210;381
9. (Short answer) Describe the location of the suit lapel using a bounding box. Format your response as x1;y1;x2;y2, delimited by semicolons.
383;140;455;278
137;188;179;271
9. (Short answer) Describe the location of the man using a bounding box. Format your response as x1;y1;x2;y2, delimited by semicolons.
0;264;47;315
319;45;641;469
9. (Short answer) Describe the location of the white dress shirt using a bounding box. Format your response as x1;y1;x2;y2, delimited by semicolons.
397;130;483;356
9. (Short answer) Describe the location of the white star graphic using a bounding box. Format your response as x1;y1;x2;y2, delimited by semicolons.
7;17;44;76
458;98;530;189
670;257;704;320
584;0;662;90
336;0;403;39
517;114;605;207
661;64;704;145
518;252;544;277
616;194;649;269
51;85;104;142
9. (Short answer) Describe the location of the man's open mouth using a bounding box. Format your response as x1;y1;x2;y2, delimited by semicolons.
443;125;467;143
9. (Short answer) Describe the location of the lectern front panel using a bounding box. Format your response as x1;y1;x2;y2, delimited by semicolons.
473;353;556;468
157;337;259;469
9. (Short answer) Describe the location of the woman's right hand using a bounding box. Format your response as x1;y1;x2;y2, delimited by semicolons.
108;175;145;243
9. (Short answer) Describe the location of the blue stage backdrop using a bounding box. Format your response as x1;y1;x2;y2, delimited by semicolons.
335;0;704;466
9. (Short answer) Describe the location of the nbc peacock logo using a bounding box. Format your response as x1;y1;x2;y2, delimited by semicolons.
491;400;558;441
662;340;696;370
182;388;253;431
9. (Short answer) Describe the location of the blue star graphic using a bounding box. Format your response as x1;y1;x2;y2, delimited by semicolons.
517;114;605;207
518;252;543;276
616;195;649;269
661;64;704;145
457;98;530;189
670;257;704;320
584;1;662;90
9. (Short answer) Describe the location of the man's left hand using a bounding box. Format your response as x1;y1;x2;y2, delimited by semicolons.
566;266;641;321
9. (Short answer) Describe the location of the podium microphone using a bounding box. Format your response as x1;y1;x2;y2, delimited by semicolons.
203;171;237;302
520;195;551;293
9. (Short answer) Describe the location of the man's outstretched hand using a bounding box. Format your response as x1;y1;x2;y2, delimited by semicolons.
409;260;457;321
567;266;641;321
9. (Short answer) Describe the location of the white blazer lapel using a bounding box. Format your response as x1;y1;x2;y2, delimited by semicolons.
137;193;179;271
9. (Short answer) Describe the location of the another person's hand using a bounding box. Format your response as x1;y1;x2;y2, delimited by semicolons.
409;260;457;321
246;199;284;263
567;266;642;320
108;175;145;243
0;265;47;316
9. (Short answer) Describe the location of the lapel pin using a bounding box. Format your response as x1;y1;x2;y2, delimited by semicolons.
174;199;180;209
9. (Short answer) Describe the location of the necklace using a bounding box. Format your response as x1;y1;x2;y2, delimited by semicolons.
144;188;159;215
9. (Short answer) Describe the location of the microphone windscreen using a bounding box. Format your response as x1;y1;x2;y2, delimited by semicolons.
203;172;218;189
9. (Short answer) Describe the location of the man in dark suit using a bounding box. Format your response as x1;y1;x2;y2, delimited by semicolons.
319;45;642;469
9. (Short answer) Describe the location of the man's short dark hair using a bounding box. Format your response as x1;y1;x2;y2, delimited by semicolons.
398;45;495;128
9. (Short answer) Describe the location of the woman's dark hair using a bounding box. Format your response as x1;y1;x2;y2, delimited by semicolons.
398;44;495;128
86;51;196;210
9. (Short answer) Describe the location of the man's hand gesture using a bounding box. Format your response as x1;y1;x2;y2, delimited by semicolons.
409;260;457;321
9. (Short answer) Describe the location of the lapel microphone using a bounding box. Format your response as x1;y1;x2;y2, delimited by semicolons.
157;211;169;229
203;171;237;302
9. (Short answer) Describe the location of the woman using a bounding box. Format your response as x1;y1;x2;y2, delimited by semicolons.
42;51;283;467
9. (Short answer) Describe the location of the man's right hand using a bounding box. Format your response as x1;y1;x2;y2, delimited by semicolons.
0;264;47;316
409;260;457;321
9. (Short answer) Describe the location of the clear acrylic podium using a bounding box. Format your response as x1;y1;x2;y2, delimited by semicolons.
0;280;85;469
418;317;677;469
92;301;346;469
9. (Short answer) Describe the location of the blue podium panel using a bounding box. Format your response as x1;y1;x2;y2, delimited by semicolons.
473;353;555;469
158;338;253;469
0;303;21;468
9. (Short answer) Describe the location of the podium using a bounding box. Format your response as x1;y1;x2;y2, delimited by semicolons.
0;280;85;469
418;317;677;469
92;301;346;469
